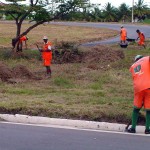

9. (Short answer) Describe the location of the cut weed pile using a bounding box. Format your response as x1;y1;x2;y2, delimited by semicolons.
0;62;41;83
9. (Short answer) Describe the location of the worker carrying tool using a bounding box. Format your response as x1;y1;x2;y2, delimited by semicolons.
38;36;52;78
127;55;150;134
136;29;146;48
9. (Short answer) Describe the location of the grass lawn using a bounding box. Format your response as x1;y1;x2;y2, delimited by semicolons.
143;19;150;24
0;22;149;124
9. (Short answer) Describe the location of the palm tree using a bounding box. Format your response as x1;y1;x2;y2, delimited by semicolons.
118;3;131;22
134;0;148;20
90;6;103;21
102;2;118;22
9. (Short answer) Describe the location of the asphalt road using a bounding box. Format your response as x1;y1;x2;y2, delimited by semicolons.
0;122;149;150
50;22;150;46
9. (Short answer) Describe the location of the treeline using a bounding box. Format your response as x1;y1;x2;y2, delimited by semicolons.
1;0;150;22
58;0;150;22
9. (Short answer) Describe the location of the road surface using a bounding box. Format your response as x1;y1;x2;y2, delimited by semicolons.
50;22;150;46
0;122;149;150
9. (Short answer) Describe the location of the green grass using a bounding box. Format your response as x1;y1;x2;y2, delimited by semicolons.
143;19;150;24
54;77;74;88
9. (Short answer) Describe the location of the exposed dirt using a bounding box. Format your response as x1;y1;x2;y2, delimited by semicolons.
0;62;13;82
0;62;41;83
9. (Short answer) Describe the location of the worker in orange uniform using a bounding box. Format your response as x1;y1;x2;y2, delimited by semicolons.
120;26;127;43
40;36;52;77
127;55;150;134
136;29;146;48
19;35;28;51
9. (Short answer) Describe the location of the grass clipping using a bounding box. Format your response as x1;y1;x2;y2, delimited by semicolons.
0;62;41;83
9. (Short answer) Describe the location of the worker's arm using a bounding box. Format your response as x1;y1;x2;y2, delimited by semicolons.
25;41;27;49
41;45;52;52
136;36;139;40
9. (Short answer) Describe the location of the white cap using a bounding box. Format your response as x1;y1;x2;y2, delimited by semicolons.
134;55;143;62
43;36;48;40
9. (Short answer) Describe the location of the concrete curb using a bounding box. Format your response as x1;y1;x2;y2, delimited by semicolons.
0;114;145;133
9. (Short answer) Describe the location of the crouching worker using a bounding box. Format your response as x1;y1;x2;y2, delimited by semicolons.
19;35;28;51
136;29;146;48
128;55;150;134
12;35;28;52
40;36;52;78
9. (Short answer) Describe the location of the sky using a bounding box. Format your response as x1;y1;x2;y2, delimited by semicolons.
90;0;150;7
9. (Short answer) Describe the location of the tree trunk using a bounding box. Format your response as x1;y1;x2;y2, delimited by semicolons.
12;37;22;53
11;21;23;53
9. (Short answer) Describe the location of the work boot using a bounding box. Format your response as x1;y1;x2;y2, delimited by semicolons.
145;129;150;134
127;128;136;133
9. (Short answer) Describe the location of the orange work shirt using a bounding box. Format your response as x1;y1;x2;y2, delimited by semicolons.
138;32;145;45
42;41;52;66
130;56;150;94
120;28;127;41
19;36;27;42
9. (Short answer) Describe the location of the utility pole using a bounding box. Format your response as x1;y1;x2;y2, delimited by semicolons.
52;0;54;15
132;0;134;23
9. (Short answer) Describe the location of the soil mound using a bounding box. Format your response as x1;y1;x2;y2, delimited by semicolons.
12;65;41;80
82;46;124;64
0;62;13;82
0;62;41;83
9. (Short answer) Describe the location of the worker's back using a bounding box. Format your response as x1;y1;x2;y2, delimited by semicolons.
130;56;150;93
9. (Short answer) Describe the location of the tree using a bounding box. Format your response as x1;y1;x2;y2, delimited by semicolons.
90;7;102;22
118;3;130;22
0;0;86;52
134;0;149;21
102;2;118;22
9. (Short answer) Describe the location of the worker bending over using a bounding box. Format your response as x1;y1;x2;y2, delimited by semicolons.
136;29;146;48
128;55;150;134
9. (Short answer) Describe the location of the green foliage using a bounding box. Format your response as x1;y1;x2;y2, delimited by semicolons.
29;6;52;22
102;2;118;22
143;19;150;24
1;0;149;23
134;0;149;19
118;3;131;22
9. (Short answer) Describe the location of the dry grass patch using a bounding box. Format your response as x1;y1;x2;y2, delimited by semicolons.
0;22;118;48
